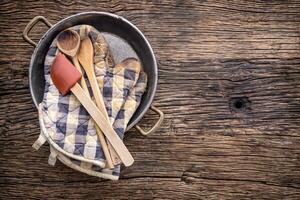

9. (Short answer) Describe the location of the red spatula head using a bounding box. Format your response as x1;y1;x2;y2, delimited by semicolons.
50;53;82;95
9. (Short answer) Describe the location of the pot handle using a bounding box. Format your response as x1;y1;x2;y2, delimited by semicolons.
23;16;52;47
135;106;164;135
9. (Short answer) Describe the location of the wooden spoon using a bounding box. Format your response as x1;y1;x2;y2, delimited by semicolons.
77;37;121;165
51;53;134;167
57;29;114;169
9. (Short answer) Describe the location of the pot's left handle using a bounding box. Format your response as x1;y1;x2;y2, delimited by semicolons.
23;16;52;47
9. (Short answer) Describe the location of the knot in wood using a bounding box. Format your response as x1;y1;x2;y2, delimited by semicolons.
229;97;251;113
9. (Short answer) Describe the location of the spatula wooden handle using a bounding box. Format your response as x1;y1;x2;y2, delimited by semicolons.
95;125;114;168
78;37;122;165
85;70;122;165
71;83;134;167
86;70;109;120
71;56;89;93
71;56;114;169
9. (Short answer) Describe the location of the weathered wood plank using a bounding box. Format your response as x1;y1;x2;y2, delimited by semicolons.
0;0;300;199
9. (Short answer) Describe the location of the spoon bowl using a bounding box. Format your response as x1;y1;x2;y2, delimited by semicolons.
57;29;80;57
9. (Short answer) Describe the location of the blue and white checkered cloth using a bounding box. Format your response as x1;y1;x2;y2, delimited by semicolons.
33;25;147;180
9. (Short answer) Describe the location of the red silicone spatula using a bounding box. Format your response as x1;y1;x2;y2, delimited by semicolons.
50;52;134;167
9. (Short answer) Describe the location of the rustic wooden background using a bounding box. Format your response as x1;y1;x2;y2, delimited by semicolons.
1;0;300;199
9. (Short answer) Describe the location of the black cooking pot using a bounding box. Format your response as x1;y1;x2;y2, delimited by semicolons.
23;12;163;135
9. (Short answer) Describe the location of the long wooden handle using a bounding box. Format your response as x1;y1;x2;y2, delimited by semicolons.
72;57;89;93
71;57;114;169
95;126;114;168
71;83;134;166
86;70;122;165
86;70;109;120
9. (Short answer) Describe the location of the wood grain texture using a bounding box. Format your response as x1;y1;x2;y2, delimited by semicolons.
0;0;300;199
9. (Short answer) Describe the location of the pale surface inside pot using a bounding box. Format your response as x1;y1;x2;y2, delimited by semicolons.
102;32;138;64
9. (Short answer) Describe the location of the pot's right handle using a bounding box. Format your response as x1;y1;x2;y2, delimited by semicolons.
23;16;52;47
135;106;164;135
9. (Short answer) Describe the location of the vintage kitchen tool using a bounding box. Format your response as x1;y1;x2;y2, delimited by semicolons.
57;29;114;169
23;12;164;135
77;37;121;165
50;52;134;167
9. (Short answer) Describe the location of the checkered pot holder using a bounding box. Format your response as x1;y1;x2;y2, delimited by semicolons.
33;25;147;180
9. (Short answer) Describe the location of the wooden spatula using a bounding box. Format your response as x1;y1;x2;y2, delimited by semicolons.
50;53;134;167
78;37;121;165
